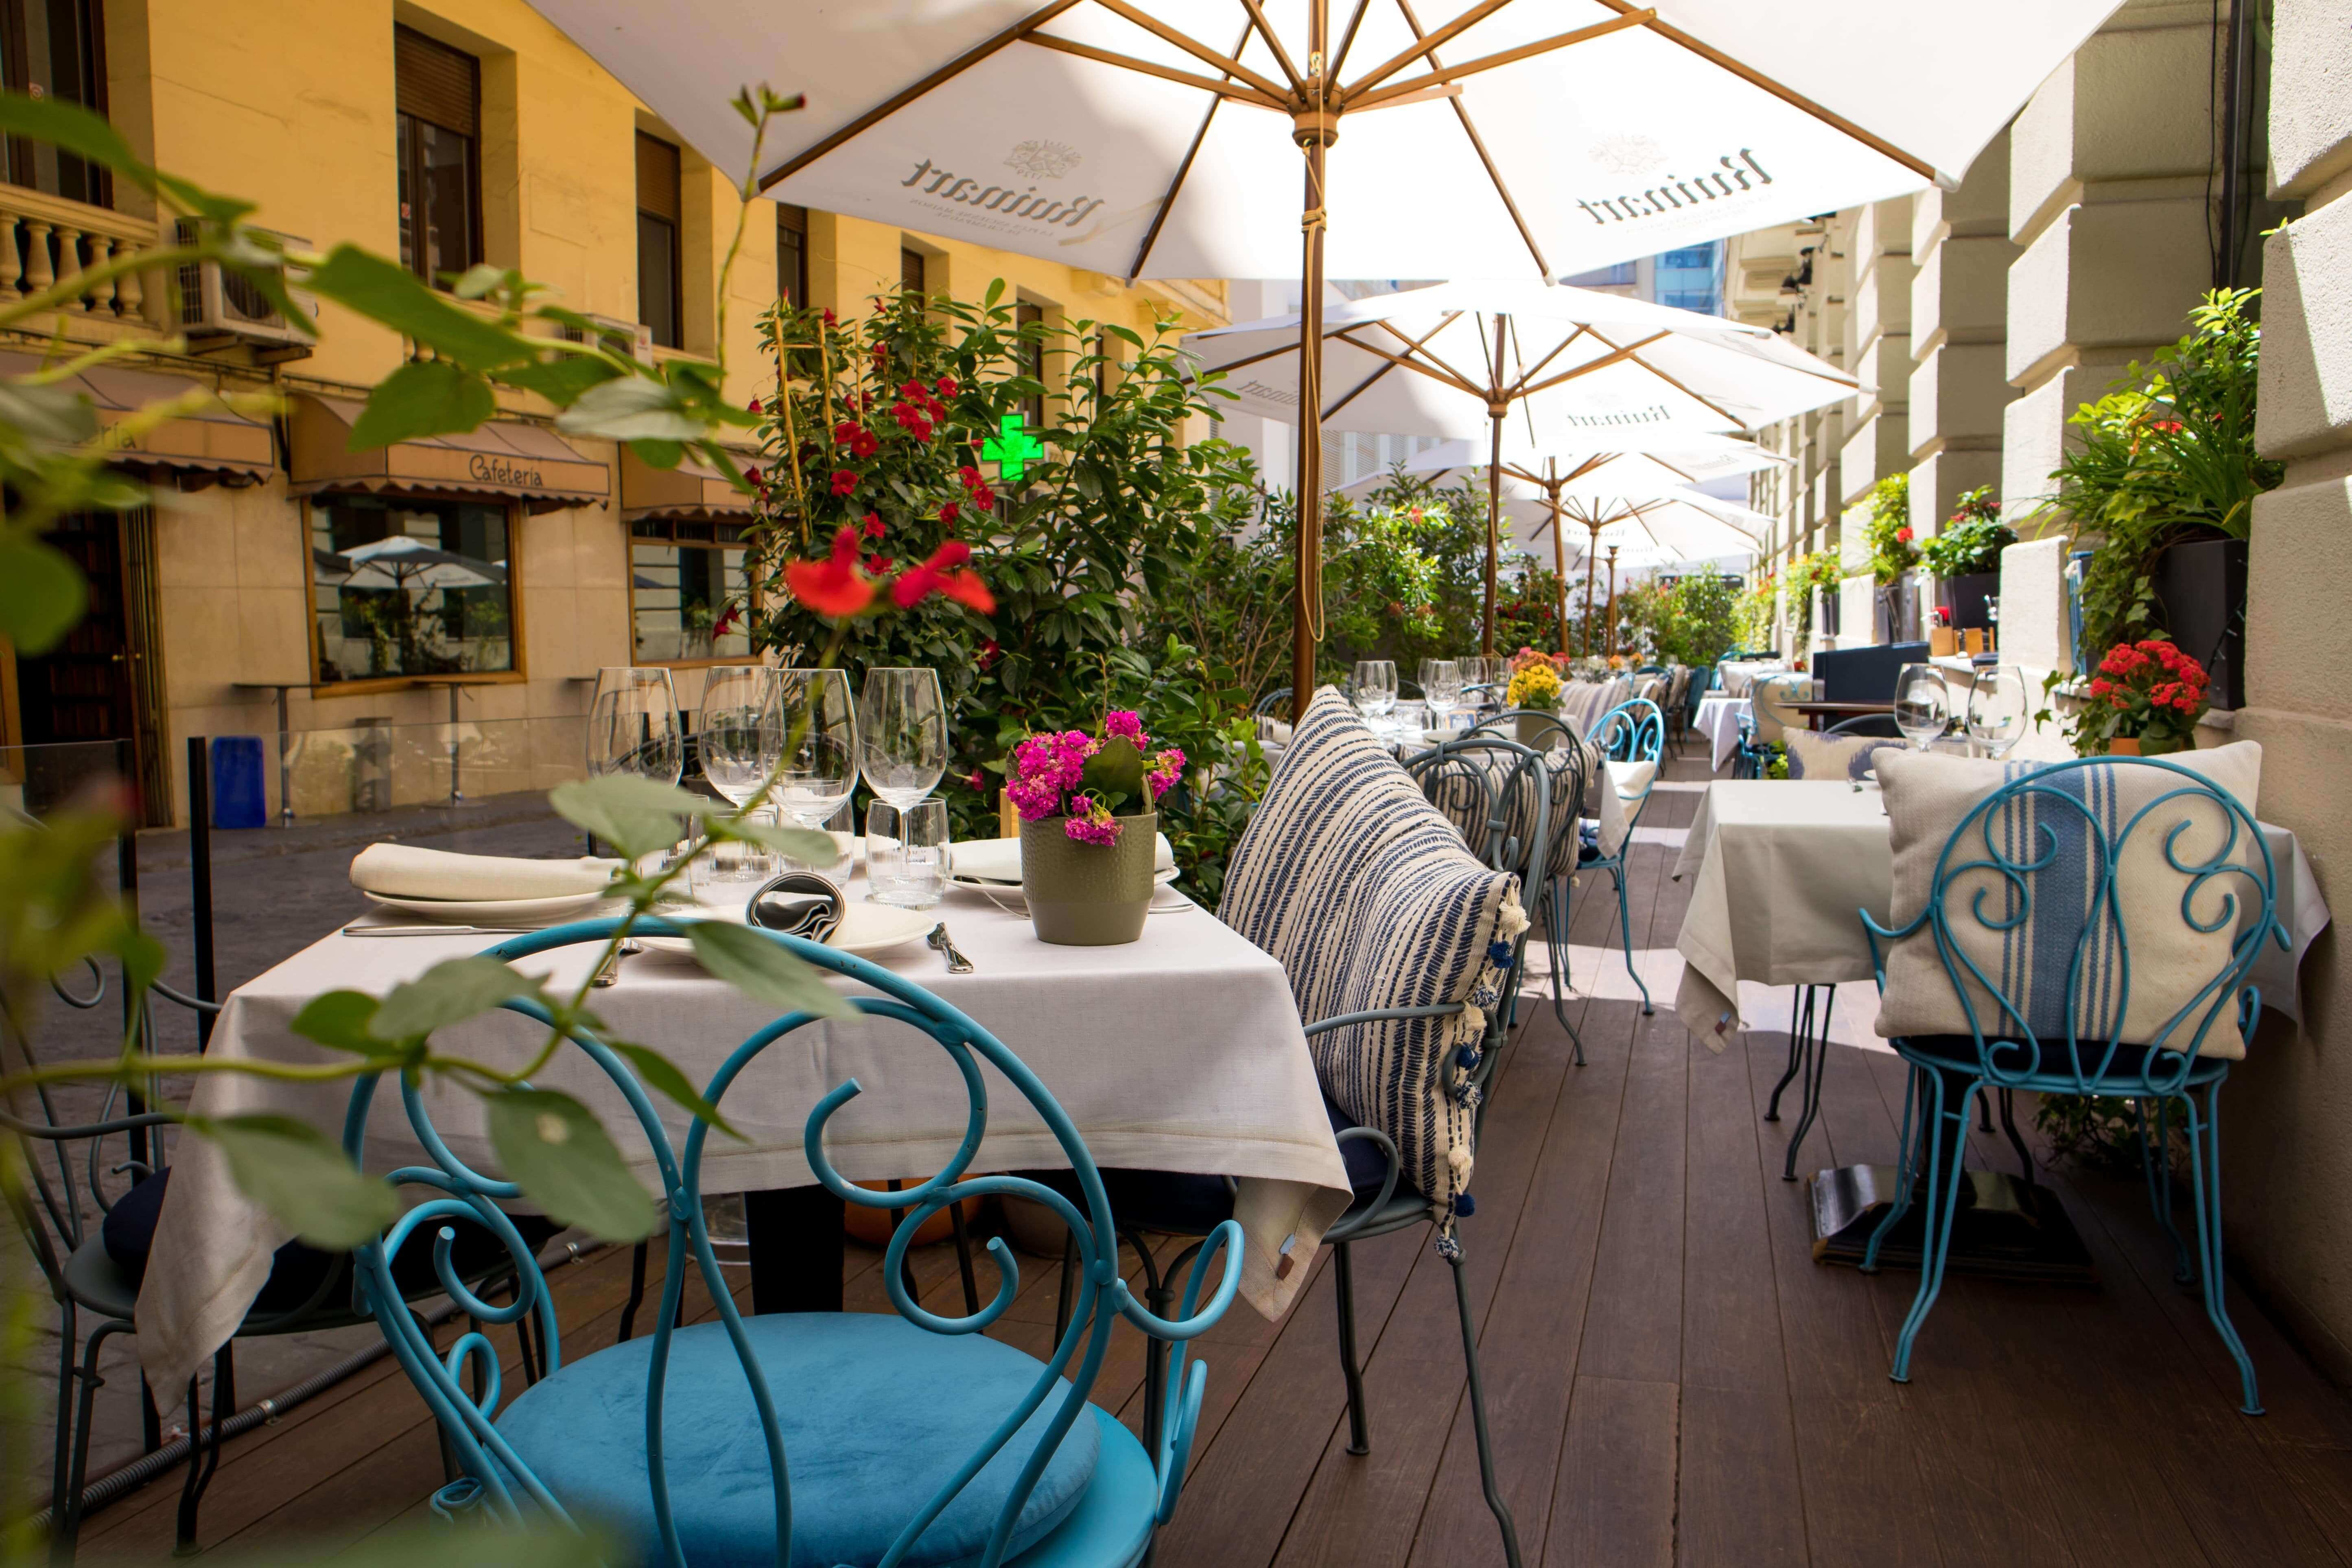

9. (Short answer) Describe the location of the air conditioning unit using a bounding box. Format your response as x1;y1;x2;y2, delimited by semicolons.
174;220;315;346
557;313;653;361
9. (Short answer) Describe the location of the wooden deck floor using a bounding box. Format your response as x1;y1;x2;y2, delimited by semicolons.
73;752;2352;1566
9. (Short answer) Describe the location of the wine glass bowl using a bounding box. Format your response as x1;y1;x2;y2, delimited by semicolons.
775;668;858;831
857;667;948;810
698;665;783;808
1419;659;1462;727
1891;663;1950;753
588;667;683;784
1965;665;2028;759
1352;660;1398;726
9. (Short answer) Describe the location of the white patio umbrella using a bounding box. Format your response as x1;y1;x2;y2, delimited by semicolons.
1183;278;1845;654
526;0;2121;703
1515;484;1768;653
319;535;508;594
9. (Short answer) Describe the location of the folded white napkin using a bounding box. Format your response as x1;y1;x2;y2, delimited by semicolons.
949;832;1176;883
351;844;622;901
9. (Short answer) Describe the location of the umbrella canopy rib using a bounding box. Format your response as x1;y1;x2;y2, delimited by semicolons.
1320;313;1462;421
1234;0;1307;92
1126;20;1256;280
1514;331;1672;397
1020;34;1283;105
1393;0;1548;277
1088;0;1293;100
1341;0;1524;96
1344;9;1656;110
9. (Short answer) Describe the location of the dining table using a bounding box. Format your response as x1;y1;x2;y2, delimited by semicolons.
1787;700;1896;731
1692;694;1751;772
1716;660;1787;698
134;864;1356;1395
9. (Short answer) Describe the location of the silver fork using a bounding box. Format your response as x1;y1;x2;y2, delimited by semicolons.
927;924;974;974
592;940;643;987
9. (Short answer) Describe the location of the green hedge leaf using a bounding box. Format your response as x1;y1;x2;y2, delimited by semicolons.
485;1088;657;1241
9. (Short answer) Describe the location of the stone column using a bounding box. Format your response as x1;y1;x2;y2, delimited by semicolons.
1908;129;2019;542
2224;0;2352;1386
1832;199;1911;645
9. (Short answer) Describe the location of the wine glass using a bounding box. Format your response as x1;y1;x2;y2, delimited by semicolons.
587;667;683;784
1352;660;1397;728
857;667;948;809
1891;663;1949;753
699;665;783;808
1965;665;2028;759
774;668;858;869
1420;658;1462;729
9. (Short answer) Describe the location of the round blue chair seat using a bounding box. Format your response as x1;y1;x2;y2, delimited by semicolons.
1894;1034;2231;1089
496;1311;1128;1568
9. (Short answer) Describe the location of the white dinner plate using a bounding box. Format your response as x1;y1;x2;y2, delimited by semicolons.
361;889;614;924
636;899;936;959
946;866;1184;906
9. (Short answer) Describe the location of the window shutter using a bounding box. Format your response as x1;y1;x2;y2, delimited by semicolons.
636;132;682;223
394;26;479;138
899;247;926;295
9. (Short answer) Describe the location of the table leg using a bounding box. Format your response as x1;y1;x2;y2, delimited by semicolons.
744;1187;844;1313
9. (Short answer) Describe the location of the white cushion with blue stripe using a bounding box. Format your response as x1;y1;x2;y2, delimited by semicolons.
1219;689;1523;1211
1873;742;2267;1061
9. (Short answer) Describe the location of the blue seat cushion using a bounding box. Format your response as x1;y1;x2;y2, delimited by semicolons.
1897;1034;2229;1086
495;1311;1100;1568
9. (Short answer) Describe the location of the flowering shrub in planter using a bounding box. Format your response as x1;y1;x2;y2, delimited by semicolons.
1007;710;1183;845
2077;639;2211;755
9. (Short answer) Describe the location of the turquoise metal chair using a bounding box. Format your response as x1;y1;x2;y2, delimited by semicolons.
1580;699;1666;1016
1466;710;1593;1066
348;919;1239;1566
1858;757;2280;1411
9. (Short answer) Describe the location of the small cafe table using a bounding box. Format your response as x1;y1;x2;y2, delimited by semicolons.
136;873;1354;1394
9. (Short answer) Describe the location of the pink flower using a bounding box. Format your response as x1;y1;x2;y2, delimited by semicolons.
1064;795;1122;846
1104;710;1146;744
1146;746;1185;801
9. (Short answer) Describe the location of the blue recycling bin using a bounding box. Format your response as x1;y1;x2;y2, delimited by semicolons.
210;736;268;830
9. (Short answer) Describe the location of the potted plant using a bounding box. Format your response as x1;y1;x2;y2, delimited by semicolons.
2077;638;2210;755
1919;487;2015;632
1504;650;1566;743
1005;710;1183;945
1856;474;1917;642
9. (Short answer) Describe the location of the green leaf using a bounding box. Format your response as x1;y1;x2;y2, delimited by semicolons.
369;956;545;1043
303;246;536;370
0;376;101;444
549;775;707;861
484;1089;657;1241
554;375;705;442
1080;735;1146;803
291;989;391;1055
684;922;854;1018
497;352;625;406
704;816;839;866
190;1114;400;1249
608;1041;739;1137
450;262;511;300
0;536;88;654
628;437;685;470
348;359;496;449
984;278;1006;307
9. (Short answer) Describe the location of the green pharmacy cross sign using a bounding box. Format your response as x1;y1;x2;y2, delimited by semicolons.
982;413;1044;483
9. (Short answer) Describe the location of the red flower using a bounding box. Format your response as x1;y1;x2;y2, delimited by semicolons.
2152;418;2184;433
898;380;927;400
957;464;983;488
978;638;1001;669
820;308;837;326
890;402;935;440
747;396;763;415
785;526;874;617
968;481;996;510
938;501;960;527
743;467;762;487
830;469;859;498
936;375;958;397
967;769;987;792
866;554;894;574
890;540;996;613
1895;526;1914;544
2088;678;2113;698
711;600;742;638
862;512;885;539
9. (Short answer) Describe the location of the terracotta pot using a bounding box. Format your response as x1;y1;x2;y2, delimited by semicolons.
2107;735;2142;756
1020;811;1155;945
842;1180;980;1248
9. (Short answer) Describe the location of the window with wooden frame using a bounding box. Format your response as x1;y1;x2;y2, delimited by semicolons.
1014;301;1044;431
898;245;926;299
2;0;107;205
628;518;753;663
394;26;483;288
636;131;683;349
776;202;808;306
310;495;517;685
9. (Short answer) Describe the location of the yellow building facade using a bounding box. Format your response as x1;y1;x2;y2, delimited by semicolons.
0;0;1224;826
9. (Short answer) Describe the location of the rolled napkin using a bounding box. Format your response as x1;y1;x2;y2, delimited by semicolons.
351;844;622;901
949;831;1175;884
745;872;845;943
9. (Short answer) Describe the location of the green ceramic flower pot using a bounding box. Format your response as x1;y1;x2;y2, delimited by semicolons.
1020;811;1155;945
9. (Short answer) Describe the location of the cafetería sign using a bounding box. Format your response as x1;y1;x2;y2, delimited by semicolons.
289;394;609;514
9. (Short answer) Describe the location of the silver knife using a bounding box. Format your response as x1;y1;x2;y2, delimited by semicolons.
927;923;975;974
343;923;536;937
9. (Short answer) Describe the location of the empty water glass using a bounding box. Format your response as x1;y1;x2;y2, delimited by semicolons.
1352;660;1397;726
1420;659;1462;728
1965;665;2029;759
1892;663;1949;752
867;798;949;908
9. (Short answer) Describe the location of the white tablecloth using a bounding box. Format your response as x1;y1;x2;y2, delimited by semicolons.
137;875;1354;1392
1692;695;1751;772
1670;780;2331;1052
1717;660;1786;698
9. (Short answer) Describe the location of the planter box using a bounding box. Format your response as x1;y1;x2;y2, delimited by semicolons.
2152;537;2248;711
1942;571;2000;631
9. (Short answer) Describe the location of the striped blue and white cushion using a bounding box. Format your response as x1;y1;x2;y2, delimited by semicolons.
1219;689;1524;1215
1874;742;2267;1060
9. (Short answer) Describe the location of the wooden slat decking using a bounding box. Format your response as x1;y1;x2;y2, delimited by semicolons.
74;752;2352;1565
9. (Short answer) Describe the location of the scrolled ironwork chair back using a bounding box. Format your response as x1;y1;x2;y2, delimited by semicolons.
1588;698;1664;765
1861;757;2280;1098
342;918;1239;1563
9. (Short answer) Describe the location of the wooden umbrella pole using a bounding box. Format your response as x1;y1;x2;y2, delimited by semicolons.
1482;396;1503;658
1604;545;1621;656
1579;514;1600;656
1289;7;1334;721
1547;475;1569;655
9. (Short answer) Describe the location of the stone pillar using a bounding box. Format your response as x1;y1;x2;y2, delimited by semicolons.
2000;0;2223;525
1827;199;1911;646
1909;129;2019;540
2224;0;2352;1386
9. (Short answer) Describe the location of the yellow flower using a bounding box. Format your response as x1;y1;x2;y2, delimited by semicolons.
1506;663;1562;707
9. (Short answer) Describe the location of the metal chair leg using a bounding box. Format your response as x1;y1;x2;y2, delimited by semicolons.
54;1318;131;1564
1447;1247;1524;1568
1609;863;1651;1015
2137;1098;2192;1284
1544;877;1584;1067
175;1346;231;1554
1333;1242;1371;1456
1862;1065;1924;1273
1782;986;1835;1183
1053;1228;1080;1347
2182;1082;2262;1415
616;1239;649;1343
1763;989;1805;1121
1996;1088;2035;1187
1891;1072;1976;1384
949;1196;981;1317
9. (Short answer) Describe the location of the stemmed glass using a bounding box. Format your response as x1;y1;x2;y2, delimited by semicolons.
1457;655;1490;708
1892;663;1950;753
1352;660;1397;730
859;668;949;906
775;668;859;872
1420;658;1462;731
1965;665;2028;759
587;667;683;785
699;665;785;884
